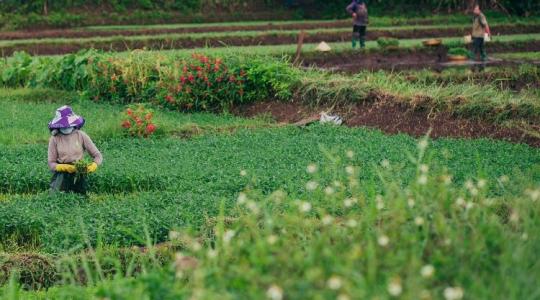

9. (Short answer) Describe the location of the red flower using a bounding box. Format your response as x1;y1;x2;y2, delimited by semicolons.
180;76;186;84
188;74;195;83
121;120;131;128
145;123;156;134
127;108;133;116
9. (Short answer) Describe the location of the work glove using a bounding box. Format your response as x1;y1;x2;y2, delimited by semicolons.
87;162;98;173
56;164;76;173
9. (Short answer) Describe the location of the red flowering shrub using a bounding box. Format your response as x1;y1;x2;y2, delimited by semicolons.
121;104;157;137
158;53;246;111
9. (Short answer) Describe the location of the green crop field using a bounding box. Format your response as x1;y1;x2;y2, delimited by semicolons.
1;5;539;299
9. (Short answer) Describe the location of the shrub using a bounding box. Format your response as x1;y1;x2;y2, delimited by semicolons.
157;53;247;111
121;104;157;137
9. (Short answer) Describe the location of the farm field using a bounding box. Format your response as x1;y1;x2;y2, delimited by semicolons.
0;2;539;299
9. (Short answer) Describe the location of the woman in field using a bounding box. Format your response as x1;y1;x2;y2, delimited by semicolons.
47;105;102;194
346;0;369;49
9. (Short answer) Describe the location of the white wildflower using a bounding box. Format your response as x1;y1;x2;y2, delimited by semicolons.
526;189;540;202
191;241;202;252
381;159;390;168
306;180;318;191
324;186;335;195
333;180;343;187
421;265;435;278
240;170;247;177
418;139;429;150
499;175;509;183
237;192;247;205
327;276;343;290
337;294;350;300
345;166;355;175
469;188;479;196
419;164;429;173
465;201;474;210
207;249;218;259
477;179;487;188
223;230;236;244
344;197;357;208
346;150;355;159
465;180;474;190
510;211;519;223
414;217;425;226
299;201;312;213
346;219;358;228
267;234;278;245
442;174;453;185
376;195;384;210
443;287;464;300
168;230;181;241
456;197;465;207
387;279;402;297
306;164;318;174
378;235;390;247
417;174;428;185
246;201;260;214
407;198;416;208
266;285;283;300
322;215;334;225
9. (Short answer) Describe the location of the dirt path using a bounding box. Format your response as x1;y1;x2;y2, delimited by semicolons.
234;101;540;147
1;24;539;57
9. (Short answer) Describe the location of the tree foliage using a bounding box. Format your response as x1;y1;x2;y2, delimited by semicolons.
0;0;536;18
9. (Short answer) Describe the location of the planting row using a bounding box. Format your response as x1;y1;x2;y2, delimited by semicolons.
1;50;539;127
2;143;540;298
1;125;539;253
1;25;540;56
403;64;540;92
0;88;270;145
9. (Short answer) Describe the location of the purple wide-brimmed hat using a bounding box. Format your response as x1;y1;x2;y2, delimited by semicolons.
48;105;85;130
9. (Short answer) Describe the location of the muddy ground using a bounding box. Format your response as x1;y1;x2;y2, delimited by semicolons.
300;41;540;72
1;24;539;57
4;21;535;41
233;101;540;147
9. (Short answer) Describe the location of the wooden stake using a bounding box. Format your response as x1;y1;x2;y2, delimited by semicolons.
293;30;306;65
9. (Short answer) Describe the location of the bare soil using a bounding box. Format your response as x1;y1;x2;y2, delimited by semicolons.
1;24;539;57
234;101;540;147
301;41;540;72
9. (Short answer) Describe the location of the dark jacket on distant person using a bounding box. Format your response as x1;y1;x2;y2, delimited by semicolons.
346;1;369;26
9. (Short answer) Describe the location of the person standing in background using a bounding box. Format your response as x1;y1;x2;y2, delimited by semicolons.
471;4;491;61
346;0;369;49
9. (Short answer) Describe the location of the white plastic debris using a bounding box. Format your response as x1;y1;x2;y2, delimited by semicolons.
315;41;332;52
320;112;343;125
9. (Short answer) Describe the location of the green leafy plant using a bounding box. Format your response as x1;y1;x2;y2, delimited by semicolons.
447;47;471;57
